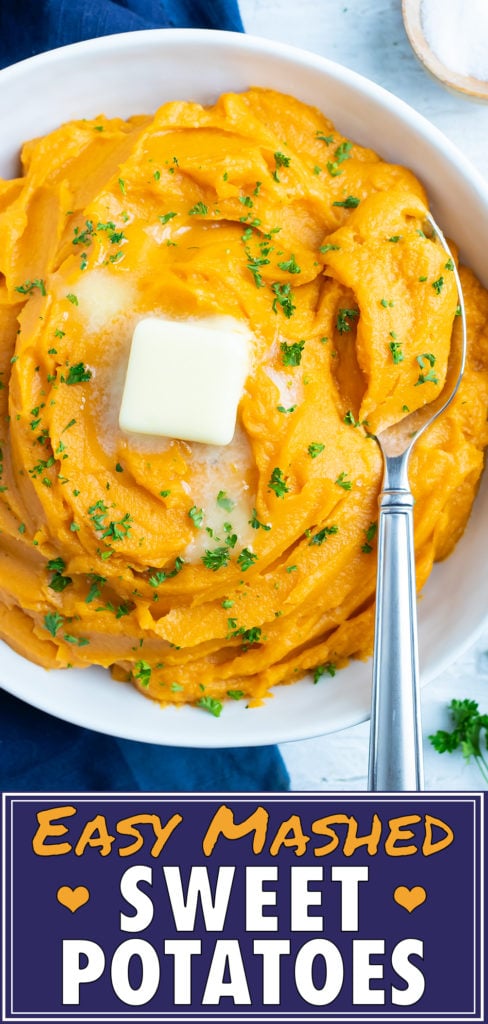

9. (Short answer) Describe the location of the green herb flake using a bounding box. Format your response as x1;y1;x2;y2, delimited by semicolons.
280;339;305;366
159;212;177;225
217;490;234;512
432;276;444;294
268;467;290;498
389;340;404;363
277;255;301;274
197;695;223;717
336;308;359;334
249;508;271;531
415;352;439;386
313;662;337;683
15;278;46;297
65;362;92;385
320;244;341;253
188;505;204;528
237;547;258;572
188;202;208;216
44;611;64;637
202;547;230;571
335;472;352;490
362;521;378;553
308;524;339;546
271;282;296;318
277;404;297;414
316;132;334;145
133;660;151;688
333;195;360;209
308;442;325;459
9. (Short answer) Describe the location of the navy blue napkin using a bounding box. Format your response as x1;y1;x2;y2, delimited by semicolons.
0;0;290;793
0;0;244;68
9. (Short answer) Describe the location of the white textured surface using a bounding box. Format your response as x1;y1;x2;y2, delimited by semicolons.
239;0;488;791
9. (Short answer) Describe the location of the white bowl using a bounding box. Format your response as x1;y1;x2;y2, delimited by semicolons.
1;29;488;747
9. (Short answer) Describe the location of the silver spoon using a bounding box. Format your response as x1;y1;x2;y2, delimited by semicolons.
367;211;467;791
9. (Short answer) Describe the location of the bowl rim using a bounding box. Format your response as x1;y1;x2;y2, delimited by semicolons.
1;27;488;746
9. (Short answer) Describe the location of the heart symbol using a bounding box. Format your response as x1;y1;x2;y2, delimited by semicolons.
57;885;90;913
393;885;427;912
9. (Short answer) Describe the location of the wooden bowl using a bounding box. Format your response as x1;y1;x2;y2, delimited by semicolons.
402;0;488;100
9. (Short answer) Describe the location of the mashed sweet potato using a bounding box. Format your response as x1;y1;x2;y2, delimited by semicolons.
0;88;487;713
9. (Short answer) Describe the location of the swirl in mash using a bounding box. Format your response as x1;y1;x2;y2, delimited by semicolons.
0;88;487;712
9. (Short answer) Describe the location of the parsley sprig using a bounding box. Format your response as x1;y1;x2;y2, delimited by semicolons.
429;699;488;784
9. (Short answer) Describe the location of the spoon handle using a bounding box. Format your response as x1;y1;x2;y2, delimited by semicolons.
368;457;424;791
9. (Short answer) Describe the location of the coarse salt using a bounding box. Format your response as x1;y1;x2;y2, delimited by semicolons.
421;0;488;80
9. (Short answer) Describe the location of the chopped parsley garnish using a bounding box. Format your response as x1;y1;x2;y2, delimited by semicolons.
389;340;404;364
277;404;297;414
320;243;341;253
66;293;78;305
268;467;290;498
380;298;394;308
249;508;271;531
362;521;378;553
335;472;352;490
333;195;360;209
272;151;291;182
202;547;230;571
313;662;337;683
49;570;72;592
15;278;46;296
388;235;402;243
159;212;177;224
44;611;64;637
188;505;204;528
343;410;366;428
133;660;151;688
327;139;352;176
308;442;325;458
277;255;301;274
188;202;208;216
308;524;339;546
415;352;439;386
85;574;107;603
280;339;304;366
47;557;65;574
227;689;244;700
316;132;334;145
237;548;258;571
64;633;89;646
72;220;94;246
245;249;270;288
65;362;92;385
336;308;359;333
271;282;296;318
445;258;454;271
197;696;223;718
148;557;184;586
118;178;126;194
217;490;234;512
432;276;444;294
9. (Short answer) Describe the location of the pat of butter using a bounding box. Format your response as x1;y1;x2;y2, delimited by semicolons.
119;316;251;445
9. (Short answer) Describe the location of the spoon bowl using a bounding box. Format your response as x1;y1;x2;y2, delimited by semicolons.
368;212;467;791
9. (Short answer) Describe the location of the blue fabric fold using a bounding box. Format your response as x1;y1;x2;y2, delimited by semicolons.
0;0;290;794
0;0;244;69
0;691;289;791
